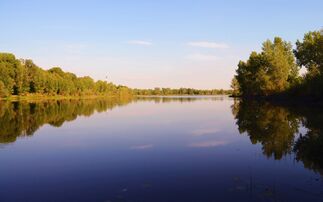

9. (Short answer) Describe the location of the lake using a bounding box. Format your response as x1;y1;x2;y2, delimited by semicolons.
0;96;322;201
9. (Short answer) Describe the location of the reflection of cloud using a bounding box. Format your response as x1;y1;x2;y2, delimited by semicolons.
189;140;227;148
187;41;229;49
191;128;219;136
130;144;153;150
127;40;152;46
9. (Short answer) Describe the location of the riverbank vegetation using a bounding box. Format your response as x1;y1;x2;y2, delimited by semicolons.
0;53;132;98
0;52;230;99
133;88;231;96
232;29;323;99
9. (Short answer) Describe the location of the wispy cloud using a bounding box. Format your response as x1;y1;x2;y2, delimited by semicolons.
127;40;152;46
186;53;219;61
130;144;153;150
189;140;227;148
187;41;229;49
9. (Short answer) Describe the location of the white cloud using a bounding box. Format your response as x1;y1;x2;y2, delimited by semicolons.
186;53;219;61
127;40;152;46
187;41;229;49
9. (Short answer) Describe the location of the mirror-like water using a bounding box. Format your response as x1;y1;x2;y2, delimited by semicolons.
0;96;322;201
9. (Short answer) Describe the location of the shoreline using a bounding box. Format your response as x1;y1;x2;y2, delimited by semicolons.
135;94;229;98
0;94;232;102
231;94;323;107
0;95;130;102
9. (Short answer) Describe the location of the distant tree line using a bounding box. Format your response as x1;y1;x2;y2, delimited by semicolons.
0;53;132;98
231;29;323;98
133;88;232;96
135;96;225;103
0;52;231;98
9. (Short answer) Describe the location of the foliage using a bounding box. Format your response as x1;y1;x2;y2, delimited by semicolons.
294;30;323;75
0;81;9;97
0;53;133;98
233;29;323;98
133;88;231;96
234;37;298;96
0;52;231;98
230;77;240;96
287;29;323;97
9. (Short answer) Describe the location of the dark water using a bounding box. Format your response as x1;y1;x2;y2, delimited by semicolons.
0;96;322;202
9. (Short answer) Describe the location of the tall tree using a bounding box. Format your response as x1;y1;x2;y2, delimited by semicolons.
294;30;323;76
234;37;298;96
0;81;8;97
230;77;240;96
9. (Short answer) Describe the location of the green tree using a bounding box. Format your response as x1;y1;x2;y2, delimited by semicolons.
288;29;323;97
0;81;9;97
235;52;267;96
234;37;298;96
230;77;240;96
294;30;323;76
0;53;19;94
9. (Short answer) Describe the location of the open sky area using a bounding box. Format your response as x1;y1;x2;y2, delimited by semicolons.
1;0;322;89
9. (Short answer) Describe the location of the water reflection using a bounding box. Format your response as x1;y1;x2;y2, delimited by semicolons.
0;96;323;201
292;107;323;175
135;95;226;103
0;97;132;144
232;99;323;175
0;96;226;144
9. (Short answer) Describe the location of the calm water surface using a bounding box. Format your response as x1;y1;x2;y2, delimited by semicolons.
0;96;322;201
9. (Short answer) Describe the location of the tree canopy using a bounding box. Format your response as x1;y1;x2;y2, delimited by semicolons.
133;87;231;96
234;37;299;96
0;52;230;98
232;29;323;98
294;30;323;76
0;53;130;98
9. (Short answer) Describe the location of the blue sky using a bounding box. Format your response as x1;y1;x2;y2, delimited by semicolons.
0;0;322;89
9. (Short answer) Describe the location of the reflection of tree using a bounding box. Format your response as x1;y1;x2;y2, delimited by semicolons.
0;97;132;144
0;96;222;144
232;100;300;159
294;131;323;175
233;99;323;175
293;107;323;175
136;96;225;103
